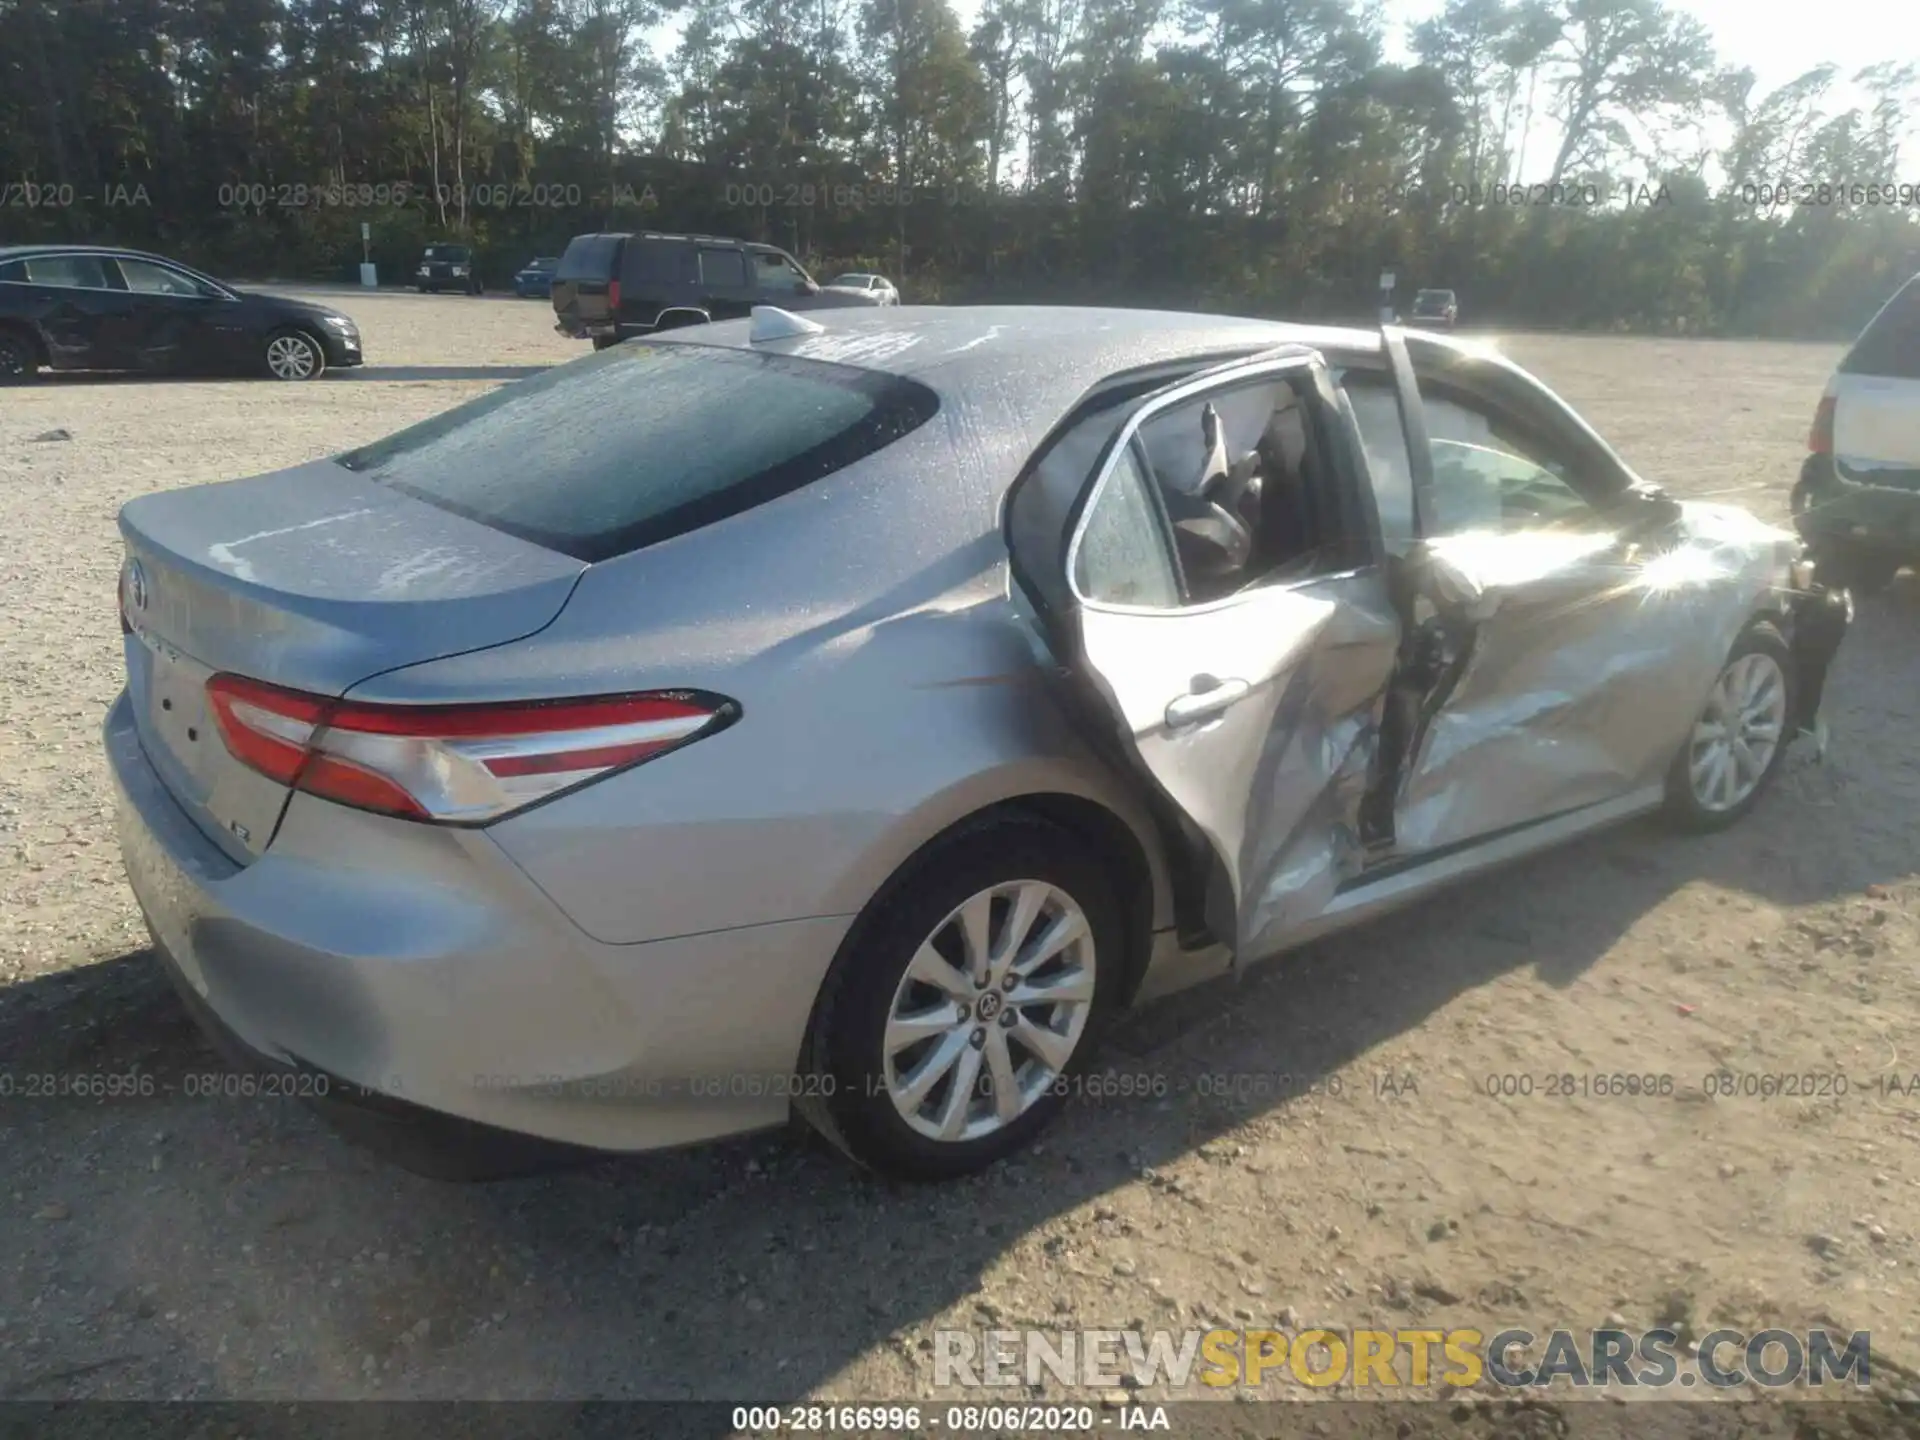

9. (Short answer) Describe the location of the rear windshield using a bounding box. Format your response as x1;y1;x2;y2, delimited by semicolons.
1841;275;1920;379
423;246;469;260
1416;291;1452;304
336;342;941;563
557;234;623;280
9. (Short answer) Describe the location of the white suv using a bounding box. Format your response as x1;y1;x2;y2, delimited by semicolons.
1792;272;1920;593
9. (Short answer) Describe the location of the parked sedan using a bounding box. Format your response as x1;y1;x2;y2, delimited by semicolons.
0;245;362;381
513;256;560;299
826;272;900;304
107;307;1851;1184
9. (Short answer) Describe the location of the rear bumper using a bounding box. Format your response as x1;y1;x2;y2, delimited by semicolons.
148;922;598;1179
105;692;850;1172
1794;452;1920;556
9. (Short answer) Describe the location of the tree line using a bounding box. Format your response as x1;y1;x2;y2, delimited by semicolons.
0;0;1915;337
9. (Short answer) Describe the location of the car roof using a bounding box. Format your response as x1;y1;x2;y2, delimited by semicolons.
667;304;1382;379
0;244;179;263
651;306;1409;469
573;231;764;248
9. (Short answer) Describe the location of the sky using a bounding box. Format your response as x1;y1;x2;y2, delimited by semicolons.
1399;0;1908;99
1388;0;1918;181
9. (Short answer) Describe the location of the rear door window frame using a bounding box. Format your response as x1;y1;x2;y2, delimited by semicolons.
1062;353;1382;616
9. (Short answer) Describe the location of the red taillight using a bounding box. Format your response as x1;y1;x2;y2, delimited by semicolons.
608;278;621;314
1808;395;1836;454
205;674;733;824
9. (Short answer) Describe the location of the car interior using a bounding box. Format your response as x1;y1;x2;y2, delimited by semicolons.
1134;375;1341;603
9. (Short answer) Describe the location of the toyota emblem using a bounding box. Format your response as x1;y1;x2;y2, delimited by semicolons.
123;558;149;612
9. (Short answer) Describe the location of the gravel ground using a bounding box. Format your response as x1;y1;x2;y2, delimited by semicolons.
1;294;1917;1411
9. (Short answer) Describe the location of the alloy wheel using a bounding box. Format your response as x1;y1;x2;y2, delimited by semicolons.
881;879;1097;1143
265;333;320;380
1688;651;1787;812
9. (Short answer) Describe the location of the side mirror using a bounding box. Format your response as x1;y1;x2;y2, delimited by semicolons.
1612;481;1684;537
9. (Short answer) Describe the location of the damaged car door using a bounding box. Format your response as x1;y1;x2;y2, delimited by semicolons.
1015;352;1403;968
1363;330;1779;856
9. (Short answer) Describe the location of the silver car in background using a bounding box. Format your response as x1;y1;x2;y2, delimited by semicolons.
107;306;1852;1181
825;272;900;305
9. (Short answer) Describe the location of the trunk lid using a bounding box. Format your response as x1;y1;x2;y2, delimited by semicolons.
118;459;585;862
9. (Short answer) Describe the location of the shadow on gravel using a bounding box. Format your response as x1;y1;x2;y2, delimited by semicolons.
335;365;551;382
1;582;1916;1407
29;364;549;387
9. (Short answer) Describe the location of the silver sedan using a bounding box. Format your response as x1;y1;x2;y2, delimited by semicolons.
106;305;1852;1181
824;272;900;305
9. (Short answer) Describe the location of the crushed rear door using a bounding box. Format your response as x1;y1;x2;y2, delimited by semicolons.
1006;350;1402;969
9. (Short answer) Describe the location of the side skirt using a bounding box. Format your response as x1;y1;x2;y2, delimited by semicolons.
1133;785;1666;1006
1288;785;1665;952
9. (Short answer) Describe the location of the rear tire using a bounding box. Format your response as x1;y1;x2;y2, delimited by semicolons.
1662;622;1795;833
0;327;39;383
798;818;1123;1181
592;335;621;351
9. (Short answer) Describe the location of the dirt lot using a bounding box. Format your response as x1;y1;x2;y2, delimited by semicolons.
1;295;1917;1413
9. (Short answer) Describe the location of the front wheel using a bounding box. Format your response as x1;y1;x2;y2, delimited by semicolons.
1663;622;1795;832
798;818;1122;1180
263;329;326;381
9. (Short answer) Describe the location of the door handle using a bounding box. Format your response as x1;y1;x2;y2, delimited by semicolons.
1164;677;1251;729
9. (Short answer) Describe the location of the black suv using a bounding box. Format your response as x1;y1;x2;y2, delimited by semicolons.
415;244;482;295
551;232;886;347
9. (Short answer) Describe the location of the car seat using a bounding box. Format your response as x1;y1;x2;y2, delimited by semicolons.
1162;404;1257;597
